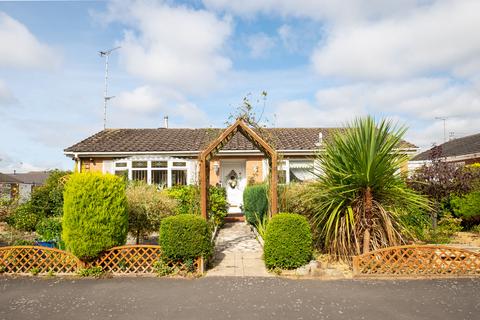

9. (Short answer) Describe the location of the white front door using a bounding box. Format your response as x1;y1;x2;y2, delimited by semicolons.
221;160;246;214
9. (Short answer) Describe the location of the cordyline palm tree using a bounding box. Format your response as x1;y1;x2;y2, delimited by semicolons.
304;116;429;259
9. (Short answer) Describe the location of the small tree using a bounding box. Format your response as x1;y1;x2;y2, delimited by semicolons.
126;182;177;244
62;172;128;261
409;146;480;228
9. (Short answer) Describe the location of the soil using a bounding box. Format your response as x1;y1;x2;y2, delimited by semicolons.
451;231;480;249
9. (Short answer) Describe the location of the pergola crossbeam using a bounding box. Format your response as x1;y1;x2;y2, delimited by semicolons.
199;118;278;219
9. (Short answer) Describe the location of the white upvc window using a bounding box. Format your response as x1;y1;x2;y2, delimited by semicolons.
112;158;190;188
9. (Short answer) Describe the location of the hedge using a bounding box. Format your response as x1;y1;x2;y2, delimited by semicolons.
159;214;212;261
264;213;313;269
62;172;128;261
243;184;268;225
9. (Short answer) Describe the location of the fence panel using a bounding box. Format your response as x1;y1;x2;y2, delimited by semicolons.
353;245;480;277
0;246;82;275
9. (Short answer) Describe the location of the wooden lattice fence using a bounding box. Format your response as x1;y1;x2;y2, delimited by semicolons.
90;245;203;275
353;245;480;277
0;246;83;275
0;245;203;276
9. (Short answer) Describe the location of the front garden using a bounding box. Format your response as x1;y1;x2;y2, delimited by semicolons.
243;117;480;276
0;170;228;277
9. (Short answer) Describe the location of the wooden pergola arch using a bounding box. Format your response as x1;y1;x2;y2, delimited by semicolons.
199;118;278;219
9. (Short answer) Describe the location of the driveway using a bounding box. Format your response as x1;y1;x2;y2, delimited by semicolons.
0;277;478;320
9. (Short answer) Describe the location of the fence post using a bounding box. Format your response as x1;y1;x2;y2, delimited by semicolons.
352;255;360;276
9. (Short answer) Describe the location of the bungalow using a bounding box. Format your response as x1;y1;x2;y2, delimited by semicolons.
411;132;480;166
64;121;418;212
0;171;50;202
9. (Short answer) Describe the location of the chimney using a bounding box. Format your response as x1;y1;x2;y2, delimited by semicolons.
315;132;323;147
164;115;169;128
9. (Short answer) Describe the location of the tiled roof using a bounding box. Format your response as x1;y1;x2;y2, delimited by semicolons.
412;132;480;161
65;128;417;154
0;173;22;183
0;172;50;185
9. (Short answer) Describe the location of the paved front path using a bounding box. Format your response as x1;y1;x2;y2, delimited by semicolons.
1;277;479;319
207;222;271;277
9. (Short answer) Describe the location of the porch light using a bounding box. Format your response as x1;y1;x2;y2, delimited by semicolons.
213;163;220;175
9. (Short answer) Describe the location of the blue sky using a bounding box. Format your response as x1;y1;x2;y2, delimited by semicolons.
1;0;480;172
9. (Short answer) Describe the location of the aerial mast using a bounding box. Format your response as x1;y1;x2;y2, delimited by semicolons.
99;46;120;129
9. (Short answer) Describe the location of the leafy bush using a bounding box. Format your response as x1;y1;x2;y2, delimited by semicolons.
166;185;199;215
0;199;17;222
35;217;62;241
399;208;432;242
471;224;480;235
264;213;313;269
255;213;269;239
424;213;462;244
166;185;228;226
451;191;480;226
207;187;228;226
62;172;128;261
7;202;40;232
12;239;35;246
30;170;70;218
243;184;268;225
159;214;212;261
126;182;178;243
77;266;104;278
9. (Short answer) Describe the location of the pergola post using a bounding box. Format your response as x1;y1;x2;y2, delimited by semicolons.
199;159;209;219
270;153;278;217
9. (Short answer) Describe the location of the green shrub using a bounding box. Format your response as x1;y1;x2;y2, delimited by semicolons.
471;224;480;234
126;182;178;244
399;208;432;242
30;170;70;218
207;187;228;226
166;185;228;226
62;172;128;261
36;217;62;241
159;214;212;261
425;213;463;244
13;239;35;246
77;266;104;278
451;191;480;226
243;184;268;225
7;202;41;232
166;185;199;215
264;213;313;269
0;199;17;222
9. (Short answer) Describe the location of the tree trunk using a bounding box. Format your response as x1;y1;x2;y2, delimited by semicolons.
363;187;373;254
136;231;140;245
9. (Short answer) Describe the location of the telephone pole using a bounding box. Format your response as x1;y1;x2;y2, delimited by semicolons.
99;46;120;129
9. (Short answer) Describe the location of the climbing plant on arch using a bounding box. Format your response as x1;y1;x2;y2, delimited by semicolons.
199;118;278;219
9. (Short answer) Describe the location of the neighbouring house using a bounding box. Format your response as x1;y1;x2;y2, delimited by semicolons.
410;132;480;168
64;121;418;213
0;171;50;202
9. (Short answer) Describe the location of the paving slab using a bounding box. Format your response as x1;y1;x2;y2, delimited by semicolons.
207;222;272;277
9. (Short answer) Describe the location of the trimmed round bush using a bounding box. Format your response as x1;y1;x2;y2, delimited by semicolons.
62;172;128;261
160;214;212;260
264;213;313;269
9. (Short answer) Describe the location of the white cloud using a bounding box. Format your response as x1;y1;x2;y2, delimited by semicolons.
246;32;275;58
203;0;422;23
0;12;57;69
0;80;16;106
0;152;44;173
101;0;232;93
273;76;480;147
112;85;209;126
312;1;480;80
